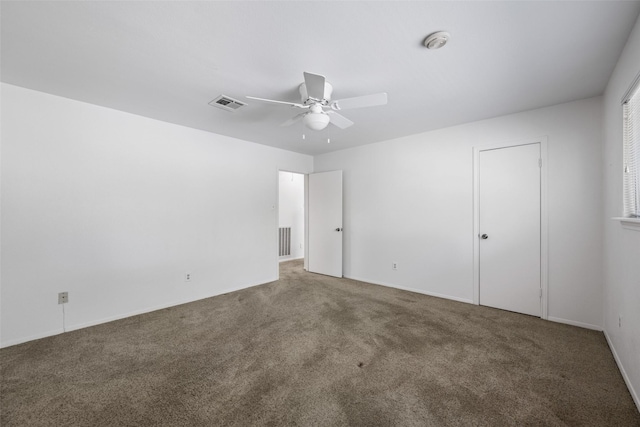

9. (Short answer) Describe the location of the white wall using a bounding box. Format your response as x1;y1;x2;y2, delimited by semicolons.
0;83;313;347
278;171;304;261
315;97;603;329
602;14;640;409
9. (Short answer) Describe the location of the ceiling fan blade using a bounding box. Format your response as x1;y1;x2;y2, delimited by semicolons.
280;112;306;127
246;96;306;109
331;92;388;110
327;111;354;129
303;72;326;100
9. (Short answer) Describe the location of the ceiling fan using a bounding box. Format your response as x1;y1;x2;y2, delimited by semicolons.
246;72;387;131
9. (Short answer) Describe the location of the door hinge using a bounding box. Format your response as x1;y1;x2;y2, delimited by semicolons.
538;158;542;168
539;288;542;298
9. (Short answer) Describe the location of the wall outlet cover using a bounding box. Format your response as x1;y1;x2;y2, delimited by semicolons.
58;292;69;304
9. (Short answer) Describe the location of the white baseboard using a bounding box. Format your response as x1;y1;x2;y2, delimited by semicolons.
547;316;602;331
1;328;65;348
344;275;474;304
66;299;195;333
66;279;274;333
604;329;640;412
343;277;607;332
1;279;275;348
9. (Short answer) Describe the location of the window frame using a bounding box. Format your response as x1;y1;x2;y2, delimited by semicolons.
614;71;640;231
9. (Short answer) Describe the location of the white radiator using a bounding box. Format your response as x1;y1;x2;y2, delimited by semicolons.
279;227;291;256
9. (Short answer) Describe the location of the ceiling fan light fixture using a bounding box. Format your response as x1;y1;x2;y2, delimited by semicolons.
423;31;450;49
303;112;330;130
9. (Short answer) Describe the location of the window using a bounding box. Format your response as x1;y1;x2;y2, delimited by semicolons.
623;75;640;218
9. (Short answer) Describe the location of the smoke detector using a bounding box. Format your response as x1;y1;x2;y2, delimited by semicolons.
423;31;450;49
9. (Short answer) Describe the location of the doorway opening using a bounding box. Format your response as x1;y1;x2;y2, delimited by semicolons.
277;169;343;280
278;171;305;267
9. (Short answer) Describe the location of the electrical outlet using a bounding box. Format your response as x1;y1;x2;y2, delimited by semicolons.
392;262;398;271
185;272;192;282
58;292;68;304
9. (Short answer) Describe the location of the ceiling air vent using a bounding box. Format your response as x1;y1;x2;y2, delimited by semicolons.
209;95;246;112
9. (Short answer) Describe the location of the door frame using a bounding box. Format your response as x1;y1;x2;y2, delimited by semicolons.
275;168;309;280
472;136;549;319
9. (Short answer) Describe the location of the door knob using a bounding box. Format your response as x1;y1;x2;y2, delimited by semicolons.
481;234;488;239
335;228;343;232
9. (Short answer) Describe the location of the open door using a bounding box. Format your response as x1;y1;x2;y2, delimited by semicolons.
308;170;343;277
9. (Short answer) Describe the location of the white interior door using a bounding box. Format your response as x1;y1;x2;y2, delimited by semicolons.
308;170;343;277
479;143;541;316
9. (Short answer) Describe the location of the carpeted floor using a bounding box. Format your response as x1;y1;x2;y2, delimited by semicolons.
1;259;639;426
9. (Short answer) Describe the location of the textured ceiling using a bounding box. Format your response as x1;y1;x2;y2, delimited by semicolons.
2;1;639;155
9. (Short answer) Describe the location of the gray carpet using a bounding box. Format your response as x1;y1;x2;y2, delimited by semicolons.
1;259;639;426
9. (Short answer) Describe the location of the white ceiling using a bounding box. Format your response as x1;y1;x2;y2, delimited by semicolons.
2;1;639;156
